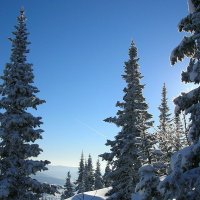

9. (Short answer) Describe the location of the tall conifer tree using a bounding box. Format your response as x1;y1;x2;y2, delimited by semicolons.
100;41;153;200
159;1;200;199
172;115;187;152
75;152;85;193
103;162;112;188
94;159;104;190
138;113;156;166
158;83;171;134
156;83;173;171
85;154;94;192
61;171;75;199
0;9;56;199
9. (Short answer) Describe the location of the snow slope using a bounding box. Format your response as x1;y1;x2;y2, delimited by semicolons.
66;188;111;200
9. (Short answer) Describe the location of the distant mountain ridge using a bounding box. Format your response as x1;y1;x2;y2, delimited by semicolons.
33;173;65;186
33;165;78;186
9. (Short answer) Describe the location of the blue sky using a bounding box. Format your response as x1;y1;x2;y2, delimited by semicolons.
0;1;190;167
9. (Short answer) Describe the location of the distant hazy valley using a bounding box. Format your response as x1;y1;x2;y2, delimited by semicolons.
33;165;78;186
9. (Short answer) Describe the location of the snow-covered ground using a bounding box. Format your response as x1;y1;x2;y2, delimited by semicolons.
66;188;110;200
41;187;110;200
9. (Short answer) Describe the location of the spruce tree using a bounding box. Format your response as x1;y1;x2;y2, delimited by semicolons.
61;171;75;199
103;162;112;188
158;83;171;133
133;115;161;200
100;41;153;200
75;152;85;193
0;9;56;199
157;85;188;175
172;115;187;152
85;154;94;192
94;159;104;190
156;83;173;167
138;113;156;166
159;1;200;199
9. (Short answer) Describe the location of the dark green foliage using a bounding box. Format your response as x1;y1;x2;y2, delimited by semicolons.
85;154;94;192
61;171;75;199
0;9;56;199
100;41;153;200
94;159;104;190
103;162;112;187
159;1;200;199
75;152;85;193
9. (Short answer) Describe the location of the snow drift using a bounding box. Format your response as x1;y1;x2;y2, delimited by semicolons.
66;188;111;200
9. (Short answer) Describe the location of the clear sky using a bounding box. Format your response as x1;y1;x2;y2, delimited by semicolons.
0;1;190;167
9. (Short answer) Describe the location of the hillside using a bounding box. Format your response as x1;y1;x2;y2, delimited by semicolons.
33;165;78;186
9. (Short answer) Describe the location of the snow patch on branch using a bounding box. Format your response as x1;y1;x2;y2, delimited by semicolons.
188;0;196;13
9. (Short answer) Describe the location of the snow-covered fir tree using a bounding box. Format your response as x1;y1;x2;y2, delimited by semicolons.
103;162;112;188
85;154;94;192
156;83;173;168
0;9;56;200
158;83;171;132
159;1;200;199
94;159;104;190
75;152;85;193
156;85;188;173
172;115;187;152
138;113;155;166
133;115;161;200
61;171;75;199
100;41;153;200
132;165;161;200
